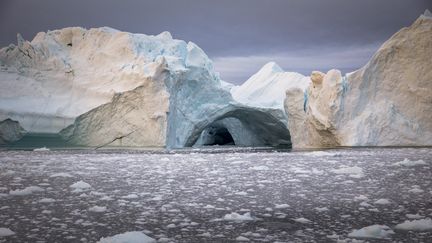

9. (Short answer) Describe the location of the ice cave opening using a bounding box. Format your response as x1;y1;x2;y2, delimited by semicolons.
187;108;292;148
199;125;235;146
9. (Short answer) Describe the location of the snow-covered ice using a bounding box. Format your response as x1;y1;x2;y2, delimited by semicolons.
222;212;254;221
70;181;91;190
38;198;56;203
394;218;432;232
374;198;392;205
348;225;394;239
98;231;156;243
406;214;424;219
331;166;364;178
293;217;312;224
0;228;15;237
33;147;50;152
392;158;427;167
231;62;309;110
89;206;107;213
275;204;290;209
9;186;44;196
50;172;74;178
235;235;251;241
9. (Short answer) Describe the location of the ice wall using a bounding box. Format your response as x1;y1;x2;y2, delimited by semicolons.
286;12;432;147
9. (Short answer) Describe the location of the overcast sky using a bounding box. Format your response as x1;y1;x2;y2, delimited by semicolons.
1;0;430;84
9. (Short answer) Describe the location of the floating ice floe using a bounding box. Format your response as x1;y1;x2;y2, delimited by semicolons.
89;206;107;213
235;235;250;241
50;172;74;178
9;186;44;196
293;217;312;224
275;204;290;209
222;212;254;221
408;186;424;194
250;165;269;171
374;199;391;205
392;158;428;167
395;218;432;232
406;214;424;219
348;225;394;239
196;232;211;237
98;231;156;243
314;207;329;212
0;228;15;237
38;198;56;203
330;166;364;178
353;195;369;201
121;194;139;199
33;147;50;152
359;202;373;207
305;151;336;157
70;180;92;193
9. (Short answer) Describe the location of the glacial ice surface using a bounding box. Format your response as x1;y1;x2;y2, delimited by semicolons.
231;62;310;110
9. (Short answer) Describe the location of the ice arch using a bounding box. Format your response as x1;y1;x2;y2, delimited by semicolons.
185;107;292;148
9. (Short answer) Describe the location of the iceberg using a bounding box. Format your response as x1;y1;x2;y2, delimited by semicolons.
1;10;431;148
0;27;291;148
285;12;432;147
0;27;183;133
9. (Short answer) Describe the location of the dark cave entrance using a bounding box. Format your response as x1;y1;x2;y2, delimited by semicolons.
202;126;235;146
184;109;292;148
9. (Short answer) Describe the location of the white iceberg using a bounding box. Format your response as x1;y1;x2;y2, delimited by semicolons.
285;12;432;147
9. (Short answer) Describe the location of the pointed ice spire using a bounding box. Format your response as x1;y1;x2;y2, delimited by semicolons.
157;31;172;40
258;62;283;75
17;33;25;47
420;9;432;20
240;62;284;88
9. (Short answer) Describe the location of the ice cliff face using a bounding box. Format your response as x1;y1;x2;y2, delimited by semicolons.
0;27;291;148
60;34;291;148
0;27;180;133
59;60;170;147
285;11;432;147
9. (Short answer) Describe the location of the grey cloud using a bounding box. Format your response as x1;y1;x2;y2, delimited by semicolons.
0;0;430;84
213;43;381;84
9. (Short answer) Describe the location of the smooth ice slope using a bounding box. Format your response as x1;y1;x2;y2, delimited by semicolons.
285;12;432;147
231;62;310;110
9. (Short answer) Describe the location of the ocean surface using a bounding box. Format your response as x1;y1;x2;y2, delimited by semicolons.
0;147;431;242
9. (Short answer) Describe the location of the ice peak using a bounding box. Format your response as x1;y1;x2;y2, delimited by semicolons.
157;31;172;40
258;62;283;75
17;33;25;47
419;9;432;20
100;26;120;33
